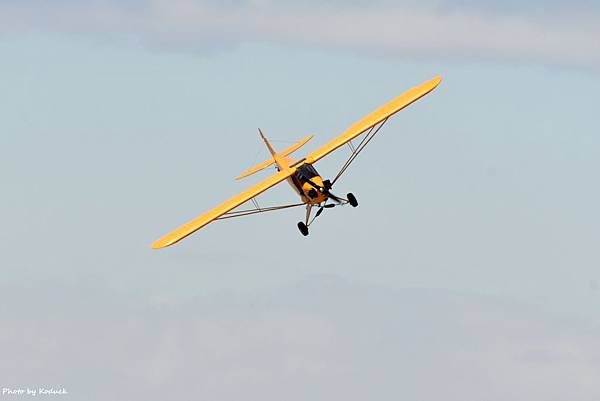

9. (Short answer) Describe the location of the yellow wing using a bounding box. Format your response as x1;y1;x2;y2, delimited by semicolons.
151;167;296;249
305;76;442;164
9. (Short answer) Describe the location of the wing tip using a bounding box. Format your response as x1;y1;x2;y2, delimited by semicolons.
151;238;171;250
427;75;443;89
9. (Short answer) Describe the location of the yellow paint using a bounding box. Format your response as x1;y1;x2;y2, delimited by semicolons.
236;134;313;180
301;176;327;204
305;76;442;164
151;167;297;249
151;76;442;249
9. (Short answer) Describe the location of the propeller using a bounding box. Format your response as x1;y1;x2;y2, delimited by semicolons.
306;178;343;203
304;178;344;224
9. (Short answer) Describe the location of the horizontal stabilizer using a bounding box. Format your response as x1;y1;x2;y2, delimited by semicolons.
281;134;313;158
235;134;313;180
235;158;276;180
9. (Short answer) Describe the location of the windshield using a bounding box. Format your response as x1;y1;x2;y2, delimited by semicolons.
296;164;319;182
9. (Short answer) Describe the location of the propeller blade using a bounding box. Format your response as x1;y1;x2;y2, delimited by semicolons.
306;178;342;203
315;207;324;217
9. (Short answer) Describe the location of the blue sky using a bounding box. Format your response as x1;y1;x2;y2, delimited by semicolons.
1;1;600;399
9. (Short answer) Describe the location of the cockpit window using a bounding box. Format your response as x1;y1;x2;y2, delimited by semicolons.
296;164;319;182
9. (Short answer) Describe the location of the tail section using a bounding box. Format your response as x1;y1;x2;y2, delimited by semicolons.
235;130;313;180
235;157;276;180
280;133;313;158
259;128;277;157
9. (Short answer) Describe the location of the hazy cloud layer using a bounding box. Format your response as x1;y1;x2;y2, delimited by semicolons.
2;277;600;400
1;0;599;67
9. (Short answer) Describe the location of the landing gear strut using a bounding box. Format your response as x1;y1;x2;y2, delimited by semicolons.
297;204;312;236
296;192;360;235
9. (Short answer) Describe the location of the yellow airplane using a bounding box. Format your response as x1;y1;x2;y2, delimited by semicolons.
152;76;442;249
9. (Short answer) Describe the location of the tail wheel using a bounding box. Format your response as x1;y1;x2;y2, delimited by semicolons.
347;193;358;207
297;222;309;236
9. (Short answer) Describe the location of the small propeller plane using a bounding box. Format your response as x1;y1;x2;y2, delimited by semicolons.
151;76;442;249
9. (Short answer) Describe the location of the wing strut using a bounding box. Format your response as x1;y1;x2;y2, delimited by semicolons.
216;202;305;220
151;167;297;249
330;117;389;186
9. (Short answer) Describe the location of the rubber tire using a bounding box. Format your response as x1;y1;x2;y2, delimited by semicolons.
347;193;358;207
297;222;309;236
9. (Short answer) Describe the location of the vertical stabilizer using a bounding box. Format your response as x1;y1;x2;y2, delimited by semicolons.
259;128;277;156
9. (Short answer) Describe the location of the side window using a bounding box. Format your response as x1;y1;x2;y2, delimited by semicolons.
297;165;319;182
303;165;318;179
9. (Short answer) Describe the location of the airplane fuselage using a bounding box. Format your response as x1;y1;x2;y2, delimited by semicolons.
272;154;328;205
288;163;328;205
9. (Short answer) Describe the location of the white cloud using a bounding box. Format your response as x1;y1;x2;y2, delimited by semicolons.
1;276;600;400
0;1;599;67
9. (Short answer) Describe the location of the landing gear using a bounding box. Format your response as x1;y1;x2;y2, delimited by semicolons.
347;192;358;207
296;193;357;235
297;221;309;236
297;205;312;236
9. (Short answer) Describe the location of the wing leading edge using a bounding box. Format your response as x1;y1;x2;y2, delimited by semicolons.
151;167;297;249
305;76;442;165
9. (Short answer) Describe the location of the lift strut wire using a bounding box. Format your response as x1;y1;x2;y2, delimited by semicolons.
216;202;305;221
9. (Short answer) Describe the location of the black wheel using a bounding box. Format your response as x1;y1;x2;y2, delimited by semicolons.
297;222;309;236
347;192;358;207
